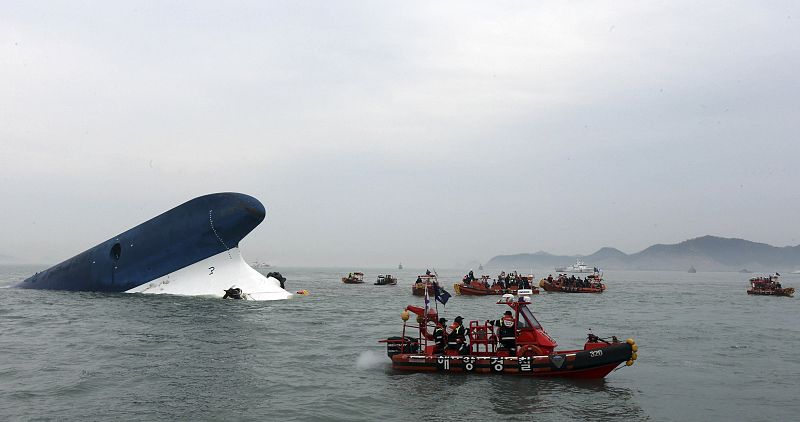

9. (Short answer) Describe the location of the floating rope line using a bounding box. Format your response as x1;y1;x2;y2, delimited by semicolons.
209;209;233;259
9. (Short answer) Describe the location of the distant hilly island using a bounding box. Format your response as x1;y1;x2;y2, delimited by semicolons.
486;236;800;272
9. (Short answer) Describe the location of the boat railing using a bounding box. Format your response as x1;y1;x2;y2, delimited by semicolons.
469;321;497;355
391;320;503;356
396;321;429;353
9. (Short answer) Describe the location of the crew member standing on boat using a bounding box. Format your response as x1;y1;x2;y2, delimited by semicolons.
433;317;447;353
447;316;469;355
489;310;516;354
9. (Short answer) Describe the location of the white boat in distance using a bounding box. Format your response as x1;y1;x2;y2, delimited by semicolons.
250;261;271;269
555;260;596;273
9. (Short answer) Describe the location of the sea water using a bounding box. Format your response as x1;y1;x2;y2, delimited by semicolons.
1;266;798;421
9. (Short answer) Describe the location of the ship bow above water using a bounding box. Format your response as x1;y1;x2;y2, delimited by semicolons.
17;192;291;300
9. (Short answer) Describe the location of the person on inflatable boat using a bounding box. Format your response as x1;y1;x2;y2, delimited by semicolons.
488;310;516;354
447;316;469;355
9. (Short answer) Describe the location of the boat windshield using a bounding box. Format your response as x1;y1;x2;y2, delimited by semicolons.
518;305;542;329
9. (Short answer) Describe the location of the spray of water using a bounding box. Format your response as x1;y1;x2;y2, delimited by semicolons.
356;350;389;371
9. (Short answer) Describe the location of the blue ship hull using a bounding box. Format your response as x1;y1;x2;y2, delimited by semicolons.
18;193;268;293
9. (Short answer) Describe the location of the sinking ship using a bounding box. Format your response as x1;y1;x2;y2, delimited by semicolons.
16;192;291;300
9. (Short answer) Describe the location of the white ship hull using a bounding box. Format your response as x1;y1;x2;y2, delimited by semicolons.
125;248;292;301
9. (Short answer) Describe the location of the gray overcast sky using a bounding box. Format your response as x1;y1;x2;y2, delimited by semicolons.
1;1;799;267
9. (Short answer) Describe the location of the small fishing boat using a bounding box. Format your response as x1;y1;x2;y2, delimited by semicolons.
454;281;509;296
375;274;398;286
747;274;794;297
379;290;637;378
398;263;403;270
412;274;439;296
688;266;697;273
342;272;365;284
454;275;539;296
455;282;540;296
539;273;605;293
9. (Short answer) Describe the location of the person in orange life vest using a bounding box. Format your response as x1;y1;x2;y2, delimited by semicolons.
447;316;469;355
489;310;516;353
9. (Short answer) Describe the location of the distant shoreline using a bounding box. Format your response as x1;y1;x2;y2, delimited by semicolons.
486;235;800;272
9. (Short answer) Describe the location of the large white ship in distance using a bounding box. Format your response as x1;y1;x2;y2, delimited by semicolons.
554;259;595;273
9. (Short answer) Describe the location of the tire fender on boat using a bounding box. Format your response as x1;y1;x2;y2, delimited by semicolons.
625;338;638;366
517;344;544;357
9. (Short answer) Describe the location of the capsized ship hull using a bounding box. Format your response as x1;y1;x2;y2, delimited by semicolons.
17;192;291;300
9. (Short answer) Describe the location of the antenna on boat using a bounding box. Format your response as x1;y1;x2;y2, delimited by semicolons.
432;268;440;315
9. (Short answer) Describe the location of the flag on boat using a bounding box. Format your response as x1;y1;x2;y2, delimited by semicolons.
433;282;451;305
424;283;430;315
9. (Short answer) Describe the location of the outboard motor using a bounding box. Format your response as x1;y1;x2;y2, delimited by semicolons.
267;272;287;289
223;287;244;299
385;336;419;357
